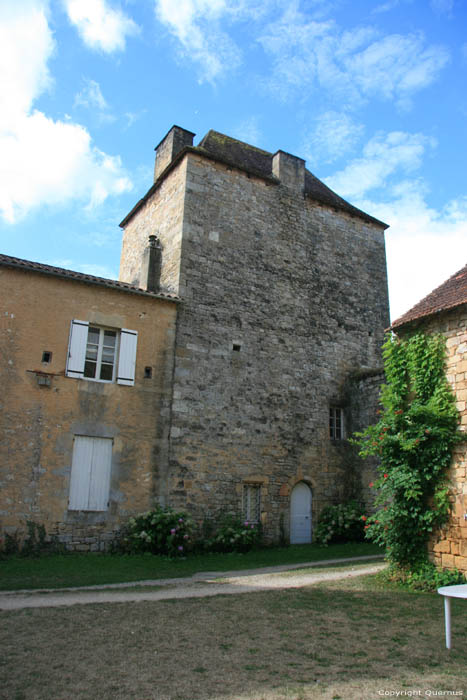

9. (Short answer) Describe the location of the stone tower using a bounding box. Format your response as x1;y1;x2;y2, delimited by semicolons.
119;126;390;542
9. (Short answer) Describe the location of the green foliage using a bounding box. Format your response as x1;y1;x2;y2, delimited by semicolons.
121;506;194;557
204;514;262;553
354;332;464;567
0;521;64;558
381;561;467;592
314;501;366;546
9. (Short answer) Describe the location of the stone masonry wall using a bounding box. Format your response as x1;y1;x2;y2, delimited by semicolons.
0;267;177;550
409;308;467;573
121;148;390;541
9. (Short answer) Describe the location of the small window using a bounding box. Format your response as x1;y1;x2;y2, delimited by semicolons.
243;484;261;523
66;320;138;386
41;351;52;364
329;407;344;440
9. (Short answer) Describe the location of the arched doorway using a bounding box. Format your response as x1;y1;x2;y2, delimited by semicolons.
290;482;312;544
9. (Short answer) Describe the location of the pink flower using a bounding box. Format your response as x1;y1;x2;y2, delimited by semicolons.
244;521;249;526
369;482;374;488
250;524;255;529
170;528;176;534
183;534;189;540
178;518;184;523
178;546;183;551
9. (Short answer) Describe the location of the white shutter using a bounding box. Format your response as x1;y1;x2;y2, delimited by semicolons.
69;436;112;511
88;438;113;510
117;329;138;386
69;436;93;510
66;320;89;378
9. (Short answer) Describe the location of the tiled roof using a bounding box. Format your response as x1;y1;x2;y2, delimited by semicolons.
392;263;467;329
120;129;387;229
0;253;180;302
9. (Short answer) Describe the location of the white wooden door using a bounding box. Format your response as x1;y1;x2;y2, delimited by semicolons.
290;482;312;544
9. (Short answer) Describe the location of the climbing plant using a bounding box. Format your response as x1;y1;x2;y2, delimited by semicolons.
354;332;463;567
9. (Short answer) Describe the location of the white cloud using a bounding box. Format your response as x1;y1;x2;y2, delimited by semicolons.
74;79;108;111
302;112;365;166
0;1;132;223
155;0;243;82
324;131;432;198
63;0;139;53
259;8;449;108
356;184;467;322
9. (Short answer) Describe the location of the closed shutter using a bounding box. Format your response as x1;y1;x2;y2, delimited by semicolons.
66;320;89;378
88;438;113;510
69;436;112;511
117;329;138;386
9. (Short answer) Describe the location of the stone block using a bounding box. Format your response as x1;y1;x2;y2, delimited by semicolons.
441;553;455;568
432;539;451;553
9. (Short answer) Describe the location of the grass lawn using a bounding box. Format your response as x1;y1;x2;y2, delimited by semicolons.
1;571;465;700
0;542;382;591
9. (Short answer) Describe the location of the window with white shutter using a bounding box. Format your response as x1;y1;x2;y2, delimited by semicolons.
69;436;113;511
66;321;137;385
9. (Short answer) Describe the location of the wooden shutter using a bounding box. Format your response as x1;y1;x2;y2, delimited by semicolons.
87;437;113;510
117;329;138;386
66;320;88;378
69;436;112;511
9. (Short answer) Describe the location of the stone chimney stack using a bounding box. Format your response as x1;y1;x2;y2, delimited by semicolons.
154;125;195;182
140;234;162;292
272;150;305;194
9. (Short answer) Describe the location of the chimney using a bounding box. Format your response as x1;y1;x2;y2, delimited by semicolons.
154;125;195;181
141;235;162;293
272;150;305;194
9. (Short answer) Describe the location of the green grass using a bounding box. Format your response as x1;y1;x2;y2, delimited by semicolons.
1;572;466;700
0;541;382;591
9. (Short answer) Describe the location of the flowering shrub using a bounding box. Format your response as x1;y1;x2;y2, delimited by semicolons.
206;514;262;553
314;501;365;546
354;333;464;567
122;506;193;557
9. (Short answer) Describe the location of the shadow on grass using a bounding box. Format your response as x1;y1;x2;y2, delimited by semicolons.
1;575;465;700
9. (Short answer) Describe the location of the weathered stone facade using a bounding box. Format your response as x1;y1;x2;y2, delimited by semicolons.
1;126;391;549
395;307;467;573
0;263;178;550
120;126;390;541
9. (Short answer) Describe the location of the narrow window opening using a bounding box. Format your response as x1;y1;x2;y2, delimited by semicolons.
144;366;152;379
243;484;261;523
232;343;241;352
329;407;345;440
41;351;52;364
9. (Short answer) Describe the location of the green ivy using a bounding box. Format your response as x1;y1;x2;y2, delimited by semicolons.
354;332;464;567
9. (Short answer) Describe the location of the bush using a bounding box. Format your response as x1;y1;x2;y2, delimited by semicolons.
121;506;194;557
382;561;467;592
314;501;365;546
205;514;262;553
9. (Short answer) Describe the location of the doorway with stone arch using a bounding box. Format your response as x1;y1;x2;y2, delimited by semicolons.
290;481;312;544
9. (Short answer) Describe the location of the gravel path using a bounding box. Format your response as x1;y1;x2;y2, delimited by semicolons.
0;556;385;611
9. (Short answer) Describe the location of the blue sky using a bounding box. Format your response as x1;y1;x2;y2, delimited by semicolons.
1;0;466;321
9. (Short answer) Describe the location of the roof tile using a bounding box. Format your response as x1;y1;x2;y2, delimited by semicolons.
392;263;467;328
